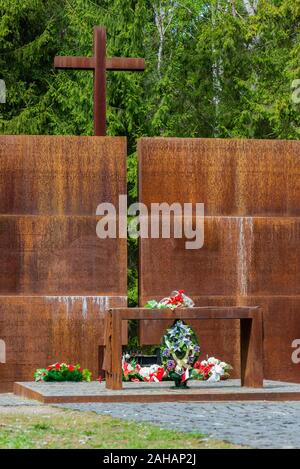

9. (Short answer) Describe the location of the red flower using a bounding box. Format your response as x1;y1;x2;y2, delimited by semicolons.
167;290;185;307
193;360;214;379
149;367;165;382
156;367;165;381
46;365;52;371
78;367;82;372
97;376;103;384
54;363;60;370
68;364;75;372
130;378;140;382
123;362;130;377
198;364;214;378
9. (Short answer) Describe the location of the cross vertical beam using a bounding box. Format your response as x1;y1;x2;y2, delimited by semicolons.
94;26;106;136
54;26;145;136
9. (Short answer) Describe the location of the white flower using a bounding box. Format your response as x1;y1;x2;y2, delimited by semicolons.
220;362;227;368
149;364;159;373
207;370;221;382
213;364;224;376
201;360;207;366
207;363;225;382
138;365;160;379
208;357;219;365
139;367;150;378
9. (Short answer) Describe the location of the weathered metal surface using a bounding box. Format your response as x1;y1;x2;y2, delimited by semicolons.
138;137;300;383
138;138;300;215
0;135;126;215
238;296;300;383
0;216;126;295
0;135;127;391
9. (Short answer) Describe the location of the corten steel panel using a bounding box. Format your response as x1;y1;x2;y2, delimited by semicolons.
138;137;300;216
140;218;239;298
0;135;126;215
0;295;127;392
138;137;300;383
139;218;300;379
236;296;300;383
0;136;127;391
249;218;300;295
0;216;126;295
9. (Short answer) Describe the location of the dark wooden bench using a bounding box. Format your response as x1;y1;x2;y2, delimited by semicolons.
103;306;263;390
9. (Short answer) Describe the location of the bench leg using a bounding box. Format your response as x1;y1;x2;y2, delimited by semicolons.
104;311;123;390
240;314;264;387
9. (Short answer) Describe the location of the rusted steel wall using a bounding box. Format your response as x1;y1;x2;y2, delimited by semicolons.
0;136;127;391
138;137;300;383
0;295;127;392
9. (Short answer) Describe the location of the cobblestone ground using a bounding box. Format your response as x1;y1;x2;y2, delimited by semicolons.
1;394;300;448
0;393;61;415
56;401;300;449
0;393;40;406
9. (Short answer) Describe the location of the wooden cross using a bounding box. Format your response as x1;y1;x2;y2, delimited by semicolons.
54;26;145;136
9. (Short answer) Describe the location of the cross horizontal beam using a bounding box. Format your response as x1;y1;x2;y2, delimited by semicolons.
54;56;94;70
54;56;145;72
54;26;145;135
106;57;145;71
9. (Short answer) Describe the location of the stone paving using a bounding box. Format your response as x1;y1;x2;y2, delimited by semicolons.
1;393;300;448
14;379;300;398
0;393;40;406
0;393;62;415
55;401;300;449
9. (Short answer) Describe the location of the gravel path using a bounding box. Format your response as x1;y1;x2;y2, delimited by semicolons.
0;393;61;415
55;401;300;449
0;393;40;407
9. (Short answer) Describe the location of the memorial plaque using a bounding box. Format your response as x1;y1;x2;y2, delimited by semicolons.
138;137;300;382
0;136;127;391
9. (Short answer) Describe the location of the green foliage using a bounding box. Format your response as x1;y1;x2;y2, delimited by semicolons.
1;0;299;137
43;368;83;382
1;0;300;306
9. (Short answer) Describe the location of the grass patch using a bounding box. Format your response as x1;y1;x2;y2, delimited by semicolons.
0;407;240;449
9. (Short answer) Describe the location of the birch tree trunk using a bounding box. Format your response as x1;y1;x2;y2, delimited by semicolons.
153;1;174;77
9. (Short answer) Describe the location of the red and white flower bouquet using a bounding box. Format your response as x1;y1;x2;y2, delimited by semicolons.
122;356;166;383
191;357;232;382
